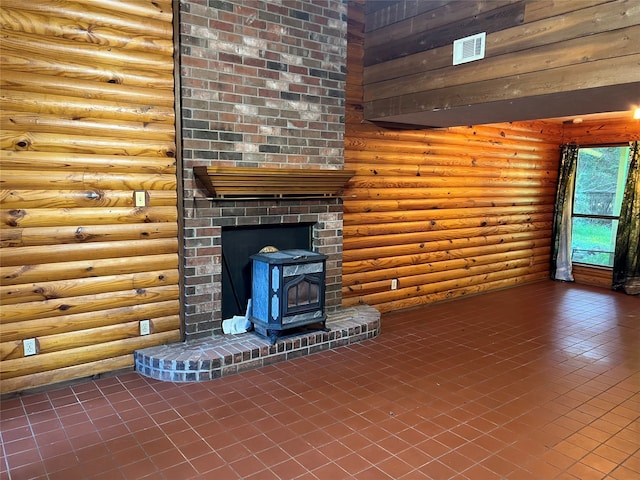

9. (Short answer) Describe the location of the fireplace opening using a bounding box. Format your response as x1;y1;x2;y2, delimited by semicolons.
221;223;313;320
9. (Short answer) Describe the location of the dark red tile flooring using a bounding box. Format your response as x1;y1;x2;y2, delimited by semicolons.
1;281;638;479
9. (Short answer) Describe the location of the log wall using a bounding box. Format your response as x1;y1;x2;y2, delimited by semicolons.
562;115;640;145
343;0;563;313
0;0;180;394
572;264;613;289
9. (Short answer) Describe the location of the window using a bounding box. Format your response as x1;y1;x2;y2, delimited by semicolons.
571;146;630;267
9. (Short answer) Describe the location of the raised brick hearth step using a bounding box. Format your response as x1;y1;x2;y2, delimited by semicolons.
134;305;380;382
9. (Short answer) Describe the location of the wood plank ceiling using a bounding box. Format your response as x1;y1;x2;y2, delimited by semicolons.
363;0;640;127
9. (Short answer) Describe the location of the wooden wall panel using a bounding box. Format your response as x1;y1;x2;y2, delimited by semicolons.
571;264;613;289
0;0;179;394
364;1;526;66
344;0;562;313
362;0;640;127
562;115;640;145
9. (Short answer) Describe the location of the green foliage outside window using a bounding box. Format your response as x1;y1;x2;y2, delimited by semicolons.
571;146;630;267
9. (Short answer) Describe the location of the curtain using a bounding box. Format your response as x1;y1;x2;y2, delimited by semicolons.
551;145;579;281
612;141;640;295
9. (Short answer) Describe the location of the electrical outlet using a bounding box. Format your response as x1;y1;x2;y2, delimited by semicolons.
23;338;37;356
391;278;398;290
140;320;150;336
134;190;146;207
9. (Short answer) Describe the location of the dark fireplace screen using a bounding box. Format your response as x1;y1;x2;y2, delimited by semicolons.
286;275;320;313
250;249;326;343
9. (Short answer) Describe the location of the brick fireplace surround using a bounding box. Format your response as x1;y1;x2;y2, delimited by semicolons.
136;0;380;380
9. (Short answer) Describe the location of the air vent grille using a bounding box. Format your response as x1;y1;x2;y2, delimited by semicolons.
453;32;486;65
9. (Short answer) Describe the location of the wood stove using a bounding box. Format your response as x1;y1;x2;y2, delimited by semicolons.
250;249;327;343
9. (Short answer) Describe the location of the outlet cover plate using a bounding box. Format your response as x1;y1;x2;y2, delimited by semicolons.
134;190;146;207
24;338;37;356
140;320;150;335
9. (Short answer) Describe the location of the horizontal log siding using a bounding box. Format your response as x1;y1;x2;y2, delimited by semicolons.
0;0;179;393
562;116;640;145
571;264;613;289
343;0;562;313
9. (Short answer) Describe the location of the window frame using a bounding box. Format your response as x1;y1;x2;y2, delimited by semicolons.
570;144;630;268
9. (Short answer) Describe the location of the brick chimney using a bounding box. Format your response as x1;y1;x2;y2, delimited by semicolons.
179;0;348;339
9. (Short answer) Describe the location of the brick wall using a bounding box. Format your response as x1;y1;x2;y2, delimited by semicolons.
179;0;348;339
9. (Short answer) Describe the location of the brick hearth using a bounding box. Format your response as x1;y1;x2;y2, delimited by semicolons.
135;305;380;382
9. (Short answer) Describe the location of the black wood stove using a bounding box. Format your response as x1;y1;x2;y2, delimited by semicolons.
249;249;327;343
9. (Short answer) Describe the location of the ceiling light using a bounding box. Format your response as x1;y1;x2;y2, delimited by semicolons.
634;108;640;120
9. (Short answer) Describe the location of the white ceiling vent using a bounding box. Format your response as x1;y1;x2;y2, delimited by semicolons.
453;32;486;65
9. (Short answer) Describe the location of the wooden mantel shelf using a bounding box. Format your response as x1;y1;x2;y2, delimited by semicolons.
193;166;356;199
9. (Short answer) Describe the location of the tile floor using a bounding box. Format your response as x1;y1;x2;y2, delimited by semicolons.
1;280;638;480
